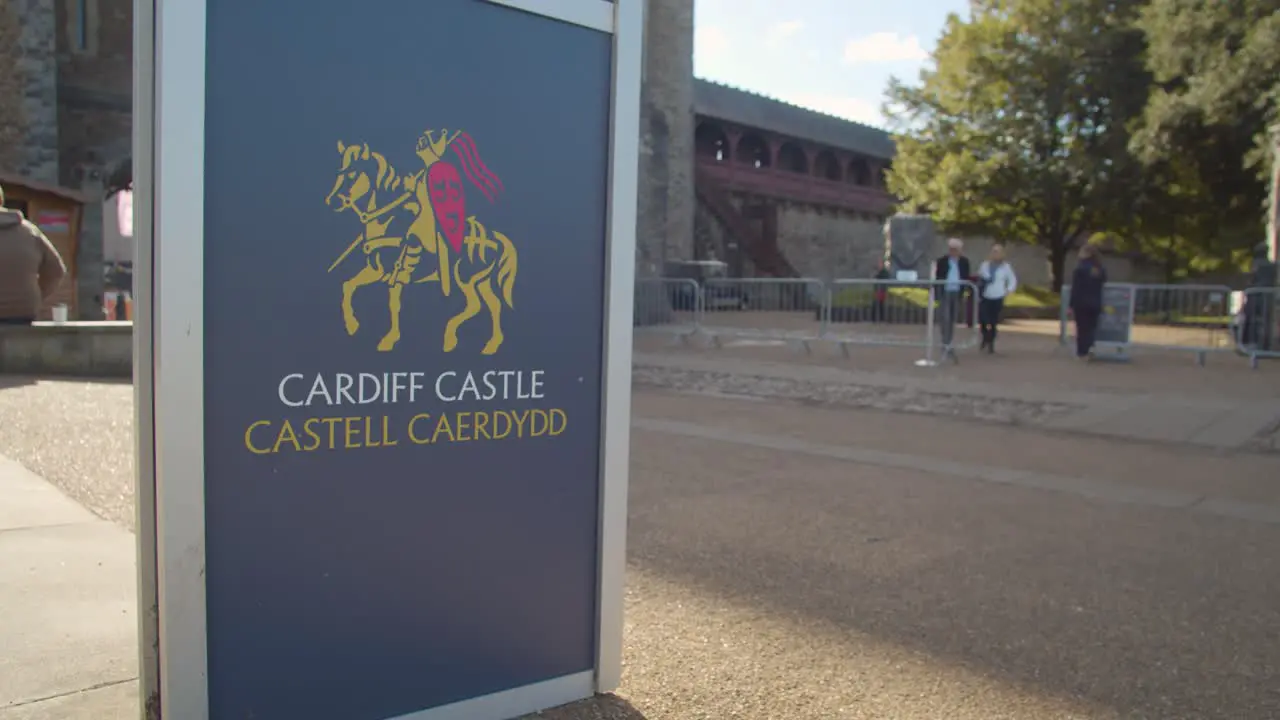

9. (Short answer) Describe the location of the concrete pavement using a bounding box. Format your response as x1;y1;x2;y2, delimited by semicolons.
4;373;1280;719
0;453;138;720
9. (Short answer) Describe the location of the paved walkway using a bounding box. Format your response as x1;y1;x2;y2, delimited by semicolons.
0;453;137;720
634;352;1280;450
4;371;1279;719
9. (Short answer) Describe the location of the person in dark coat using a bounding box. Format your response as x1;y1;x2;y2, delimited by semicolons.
1242;243;1276;350
872;261;891;323
1069;244;1107;359
933;238;971;355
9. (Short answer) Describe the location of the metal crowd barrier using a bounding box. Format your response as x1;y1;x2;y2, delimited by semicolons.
1235;287;1280;368
634;275;1276;368
633;276;984;361
1059;283;1243;365
823;279;980;361
1132;284;1236;357
698;277;827;351
633;277;700;343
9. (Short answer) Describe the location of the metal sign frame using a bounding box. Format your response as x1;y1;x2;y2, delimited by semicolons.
133;0;640;717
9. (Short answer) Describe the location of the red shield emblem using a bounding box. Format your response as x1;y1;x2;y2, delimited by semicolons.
427;162;465;252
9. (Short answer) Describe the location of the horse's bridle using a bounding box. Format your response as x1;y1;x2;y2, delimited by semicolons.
332;167;424;227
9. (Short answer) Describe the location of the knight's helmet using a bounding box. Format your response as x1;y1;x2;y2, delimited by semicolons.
416;129;454;165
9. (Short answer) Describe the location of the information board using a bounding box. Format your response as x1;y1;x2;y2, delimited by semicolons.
1096;284;1135;347
134;1;641;719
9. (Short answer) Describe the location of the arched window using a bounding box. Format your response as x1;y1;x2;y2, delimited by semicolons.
777;142;808;174
735;134;771;169
695;122;731;162
814;150;841;181
848;157;872;186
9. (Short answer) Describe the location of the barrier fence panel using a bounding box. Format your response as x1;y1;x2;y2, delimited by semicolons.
1060;283;1237;364
1131;284;1235;355
823;279;980;358
633;277;700;340
1236;286;1280;368
699;277;827;349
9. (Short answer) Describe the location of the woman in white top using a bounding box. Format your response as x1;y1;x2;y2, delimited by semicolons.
977;244;1017;353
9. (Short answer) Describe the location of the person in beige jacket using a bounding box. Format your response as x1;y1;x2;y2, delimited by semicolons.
0;184;67;324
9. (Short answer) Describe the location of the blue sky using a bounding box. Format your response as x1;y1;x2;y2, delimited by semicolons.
693;0;970;129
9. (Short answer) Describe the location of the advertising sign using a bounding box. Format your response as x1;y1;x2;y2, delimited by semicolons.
134;1;640;718
35;210;70;234
1096;284;1135;347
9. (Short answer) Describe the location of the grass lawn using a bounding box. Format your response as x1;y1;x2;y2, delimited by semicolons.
830;284;1059;310
1133;313;1231;328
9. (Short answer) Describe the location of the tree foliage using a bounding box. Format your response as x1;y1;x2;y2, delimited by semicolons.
1135;0;1279;177
1130;0;1278;258
884;0;1151;291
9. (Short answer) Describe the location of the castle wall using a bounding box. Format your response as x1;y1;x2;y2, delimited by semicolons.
0;0;59;182
775;203;886;280
55;0;133;185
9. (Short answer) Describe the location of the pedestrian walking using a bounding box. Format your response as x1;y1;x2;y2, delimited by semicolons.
0;184;67;325
977;244;1017;353
1069;244;1107;360
933;237;971;358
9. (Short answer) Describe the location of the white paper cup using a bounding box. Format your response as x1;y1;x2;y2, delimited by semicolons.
51;304;68;324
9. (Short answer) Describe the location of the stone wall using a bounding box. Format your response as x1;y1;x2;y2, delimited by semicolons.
775;203;886;280
56;0;133;185
695;193;887;280
0;321;132;377
0;0;59;182
636;0;695;277
933;236;1168;289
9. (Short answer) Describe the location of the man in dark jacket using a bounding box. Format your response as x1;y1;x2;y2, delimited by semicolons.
934;238;971;353
1069;244;1107;359
1242;243;1276;350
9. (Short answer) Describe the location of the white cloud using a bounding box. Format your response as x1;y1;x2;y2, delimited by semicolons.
776;92;885;127
842;32;929;65
765;20;805;49
696;25;731;59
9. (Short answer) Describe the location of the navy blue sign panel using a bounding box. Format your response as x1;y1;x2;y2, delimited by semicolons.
202;1;612;717
1097;285;1134;346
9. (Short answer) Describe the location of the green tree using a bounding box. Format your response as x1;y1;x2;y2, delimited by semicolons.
1132;0;1278;255
1107;155;1260;280
885;0;1152;291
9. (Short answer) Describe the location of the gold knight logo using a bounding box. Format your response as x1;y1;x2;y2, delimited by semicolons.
324;129;517;355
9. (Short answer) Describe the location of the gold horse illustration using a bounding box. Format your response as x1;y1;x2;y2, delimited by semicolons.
325;131;518;354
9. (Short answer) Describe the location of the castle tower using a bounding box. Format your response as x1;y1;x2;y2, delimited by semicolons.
637;0;696;275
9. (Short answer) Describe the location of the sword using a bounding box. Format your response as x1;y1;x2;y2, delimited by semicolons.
328;232;365;273
327;181;420;273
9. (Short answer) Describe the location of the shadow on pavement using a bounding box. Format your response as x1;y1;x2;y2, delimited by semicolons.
628;431;1280;719
526;693;647;719
0;376;38;390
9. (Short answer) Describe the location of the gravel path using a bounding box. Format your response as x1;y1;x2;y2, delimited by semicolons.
0;377;136;530
633;364;1075;426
